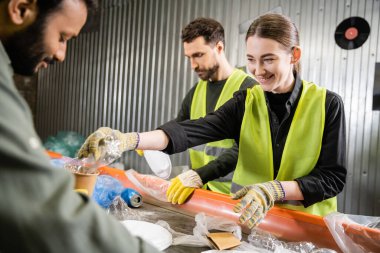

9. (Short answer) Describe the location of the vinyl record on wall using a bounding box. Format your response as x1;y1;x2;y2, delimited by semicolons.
335;17;370;50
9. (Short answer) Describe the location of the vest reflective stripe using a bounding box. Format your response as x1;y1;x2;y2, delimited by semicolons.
230;182;243;193
189;69;249;194
191;144;232;157
232;81;336;216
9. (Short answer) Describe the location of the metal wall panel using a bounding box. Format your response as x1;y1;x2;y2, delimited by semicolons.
36;0;380;215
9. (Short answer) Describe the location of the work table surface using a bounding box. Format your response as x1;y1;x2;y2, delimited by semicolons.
133;202;212;252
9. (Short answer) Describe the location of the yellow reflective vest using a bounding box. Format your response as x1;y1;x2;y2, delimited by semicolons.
189;69;249;194
232;81;337;216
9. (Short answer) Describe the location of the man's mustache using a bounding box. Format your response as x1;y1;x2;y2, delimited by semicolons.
43;57;56;65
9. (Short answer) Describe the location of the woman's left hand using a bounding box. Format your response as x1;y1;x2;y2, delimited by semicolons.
232;180;285;228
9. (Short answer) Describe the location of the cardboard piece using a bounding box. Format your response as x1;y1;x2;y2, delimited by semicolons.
207;232;241;250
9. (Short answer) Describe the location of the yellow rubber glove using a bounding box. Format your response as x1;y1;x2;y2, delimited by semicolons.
77;127;139;161
232;180;285;229
166;170;203;204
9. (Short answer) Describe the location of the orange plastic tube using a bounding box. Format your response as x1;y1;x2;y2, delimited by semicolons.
46;150;62;159
48;152;379;252
342;222;380;252
98;166;341;251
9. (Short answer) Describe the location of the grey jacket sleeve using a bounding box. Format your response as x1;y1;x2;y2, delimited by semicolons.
0;55;159;252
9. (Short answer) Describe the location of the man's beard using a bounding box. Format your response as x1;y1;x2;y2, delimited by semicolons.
195;63;219;81
3;18;50;76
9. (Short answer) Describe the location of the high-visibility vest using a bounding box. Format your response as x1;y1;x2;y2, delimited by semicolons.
189;69;249;194
232;81;336;216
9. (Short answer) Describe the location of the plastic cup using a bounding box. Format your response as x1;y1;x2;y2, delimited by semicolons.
72;171;99;196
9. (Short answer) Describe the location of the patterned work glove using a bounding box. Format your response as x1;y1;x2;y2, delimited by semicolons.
232;180;285;229
77;127;139;161
166;170;203;204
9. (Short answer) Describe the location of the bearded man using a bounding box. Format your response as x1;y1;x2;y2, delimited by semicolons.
0;0;159;252
165;18;257;204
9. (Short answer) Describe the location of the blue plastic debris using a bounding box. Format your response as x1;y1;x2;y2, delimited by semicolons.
93;175;142;208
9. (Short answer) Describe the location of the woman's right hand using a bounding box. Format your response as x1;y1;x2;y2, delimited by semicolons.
77;127;139;160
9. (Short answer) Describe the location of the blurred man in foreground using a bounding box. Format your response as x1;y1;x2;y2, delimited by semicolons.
0;0;159;252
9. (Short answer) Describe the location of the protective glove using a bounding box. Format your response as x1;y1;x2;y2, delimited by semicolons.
232;180;285;229
166;170;203;204
77;127;139;161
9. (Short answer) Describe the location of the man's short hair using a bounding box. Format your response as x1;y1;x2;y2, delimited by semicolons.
181;17;225;46
37;0;98;21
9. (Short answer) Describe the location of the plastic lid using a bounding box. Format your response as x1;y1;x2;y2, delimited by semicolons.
143;150;172;179
121;220;172;250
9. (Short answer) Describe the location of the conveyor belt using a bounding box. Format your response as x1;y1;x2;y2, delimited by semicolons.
99;166;341;252
135;202;212;252
47;151;380;252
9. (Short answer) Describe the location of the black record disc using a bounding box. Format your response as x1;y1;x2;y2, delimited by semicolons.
335;17;370;50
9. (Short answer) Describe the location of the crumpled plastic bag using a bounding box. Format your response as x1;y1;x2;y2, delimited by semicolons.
156;212;241;248
125;169;169;202
104;196;155;221
201;241;287;253
44;131;85;158
324;212;380;253
248;228;336;253
93;175;125;208
107;196;141;220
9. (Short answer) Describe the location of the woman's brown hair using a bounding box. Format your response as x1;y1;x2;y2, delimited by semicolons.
246;13;300;75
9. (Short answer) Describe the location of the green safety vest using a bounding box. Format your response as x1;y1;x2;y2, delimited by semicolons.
189;69;249;194
232;81;336;216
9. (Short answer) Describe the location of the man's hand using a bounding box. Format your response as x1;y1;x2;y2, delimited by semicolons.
77;127;139;160
166;170;203;204
232;180;285;229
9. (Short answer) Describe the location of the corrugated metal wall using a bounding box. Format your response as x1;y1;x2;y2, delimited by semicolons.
36;0;380;215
